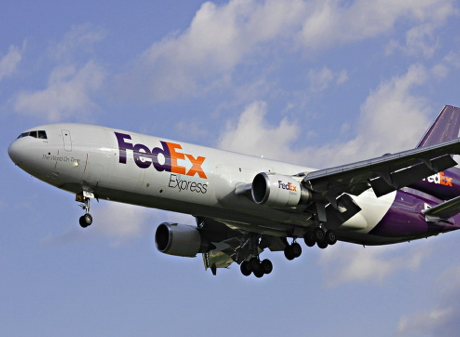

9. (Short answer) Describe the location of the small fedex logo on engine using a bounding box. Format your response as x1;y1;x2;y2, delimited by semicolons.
115;132;207;179
278;180;297;192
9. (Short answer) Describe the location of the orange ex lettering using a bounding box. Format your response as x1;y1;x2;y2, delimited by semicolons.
440;172;453;187
166;142;186;175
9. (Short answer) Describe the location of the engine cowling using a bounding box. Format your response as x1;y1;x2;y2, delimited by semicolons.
155;222;209;257
251;172;312;208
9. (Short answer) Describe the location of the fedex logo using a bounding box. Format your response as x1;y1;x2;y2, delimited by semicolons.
423;172;453;187
278;181;297;192
115;132;207;179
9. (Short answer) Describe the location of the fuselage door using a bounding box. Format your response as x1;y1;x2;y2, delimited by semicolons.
61;129;72;152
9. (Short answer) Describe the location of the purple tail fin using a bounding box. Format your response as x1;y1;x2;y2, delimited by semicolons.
416;105;460;148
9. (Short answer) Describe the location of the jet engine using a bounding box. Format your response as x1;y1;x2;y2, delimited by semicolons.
155;222;209;257
251;172;312;208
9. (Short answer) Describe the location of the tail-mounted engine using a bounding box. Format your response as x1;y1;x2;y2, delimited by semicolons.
251;172;312;208
155;222;210;257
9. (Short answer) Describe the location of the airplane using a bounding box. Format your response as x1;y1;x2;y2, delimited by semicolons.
8;105;460;278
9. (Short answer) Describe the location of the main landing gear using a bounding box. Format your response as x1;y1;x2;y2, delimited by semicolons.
76;192;93;228
284;240;302;260
240;257;273;278
304;227;337;249
239;234;274;278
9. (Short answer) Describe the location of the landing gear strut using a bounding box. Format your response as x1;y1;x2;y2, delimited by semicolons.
76;192;94;228
239;235;273;278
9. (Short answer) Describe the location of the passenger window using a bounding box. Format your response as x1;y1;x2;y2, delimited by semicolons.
29;131;38;138
38;130;47;139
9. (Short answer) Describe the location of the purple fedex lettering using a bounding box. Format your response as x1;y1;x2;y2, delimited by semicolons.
115;132;172;171
151;141;171;172
115;132;133;164
114;132;207;179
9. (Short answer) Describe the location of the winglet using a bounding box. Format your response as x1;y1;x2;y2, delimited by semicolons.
416;105;460;148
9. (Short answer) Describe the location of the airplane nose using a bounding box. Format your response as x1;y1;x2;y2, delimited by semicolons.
8;139;22;165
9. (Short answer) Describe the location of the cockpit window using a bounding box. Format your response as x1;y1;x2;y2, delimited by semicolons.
17;130;48;139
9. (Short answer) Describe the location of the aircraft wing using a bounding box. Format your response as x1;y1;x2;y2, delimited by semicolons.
298;138;460;223
300;138;460;200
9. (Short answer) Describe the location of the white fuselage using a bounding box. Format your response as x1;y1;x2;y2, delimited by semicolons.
9;123;396;242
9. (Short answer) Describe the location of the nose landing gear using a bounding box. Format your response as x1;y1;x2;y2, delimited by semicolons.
76;192;94;228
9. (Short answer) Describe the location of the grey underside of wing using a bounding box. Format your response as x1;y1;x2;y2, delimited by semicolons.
301;138;460;198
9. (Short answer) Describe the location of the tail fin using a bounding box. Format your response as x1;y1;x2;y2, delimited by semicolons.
416;105;460;148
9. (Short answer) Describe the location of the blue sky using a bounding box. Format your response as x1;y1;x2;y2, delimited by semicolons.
2;1;460;336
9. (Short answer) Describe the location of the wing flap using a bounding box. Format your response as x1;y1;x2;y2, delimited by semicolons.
370;155;456;197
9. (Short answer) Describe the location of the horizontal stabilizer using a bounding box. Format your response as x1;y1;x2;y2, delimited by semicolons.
423;195;460;219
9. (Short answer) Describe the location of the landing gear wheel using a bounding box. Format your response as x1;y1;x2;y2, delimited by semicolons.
249;257;261;272
326;230;337;245
253;269;264;278
79;213;93;228
291;242;302;258
240;261;252;276
284;245;295;260
261;259;273;275
317;240;328;249
314;227;325;242
304;232;316;247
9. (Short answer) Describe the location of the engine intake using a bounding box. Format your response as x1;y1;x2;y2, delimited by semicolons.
155;222;209;257
251;172;311;207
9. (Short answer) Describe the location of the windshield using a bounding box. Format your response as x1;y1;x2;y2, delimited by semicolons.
17;130;48;139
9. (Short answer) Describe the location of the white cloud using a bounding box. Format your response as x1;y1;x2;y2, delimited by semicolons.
218;101;300;161
299;0;456;51
386;23;440;58
13;61;105;122
53;24;106;61
308;67;348;92
122;0;305;101
12;24;107;122
93;202;152;248
352;64;430;154
121;0;455;102
443;49;460;69
319;243;429;287
397;308;454;335
396;264;460;336
0;43;25;82
218;64;432;167
431;63;449;79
